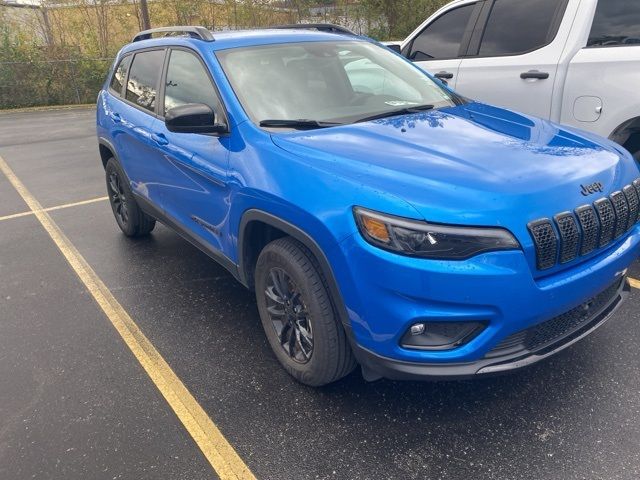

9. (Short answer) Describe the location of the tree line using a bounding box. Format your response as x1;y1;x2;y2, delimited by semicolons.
0;0;448;109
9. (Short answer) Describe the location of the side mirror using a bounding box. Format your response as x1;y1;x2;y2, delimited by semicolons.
165;103;226;134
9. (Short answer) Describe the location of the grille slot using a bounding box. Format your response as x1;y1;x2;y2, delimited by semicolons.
527;219;557;270
610;191;629;239
624;185;639;228
554;212;580;263
594;198;616;247
527;179;640;270
575;205;600;255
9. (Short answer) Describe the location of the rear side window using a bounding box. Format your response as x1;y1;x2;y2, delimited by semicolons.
109;55;131;96
478;0;565;56
588;0;640;47
408;4;476;61
125;49;165;113
163;50;224;117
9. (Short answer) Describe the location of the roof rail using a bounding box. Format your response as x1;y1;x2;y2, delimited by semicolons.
272;23;356;35
132;26;214;43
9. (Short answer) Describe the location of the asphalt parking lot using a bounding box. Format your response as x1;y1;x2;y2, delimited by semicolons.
1;107;640;480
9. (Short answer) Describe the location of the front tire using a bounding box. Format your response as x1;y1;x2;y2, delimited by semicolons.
105;158;155;237
255;237;356;386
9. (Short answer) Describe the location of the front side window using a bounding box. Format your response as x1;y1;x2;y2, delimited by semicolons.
125;49;165;113
478;0;565;56
216;41;457;127
408;4;476;61
109;55;131;96
588;0;640;47
164;50;224;119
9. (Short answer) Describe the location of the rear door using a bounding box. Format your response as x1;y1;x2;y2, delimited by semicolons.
114;48;167;208
402;1;481;88
456;0;570;119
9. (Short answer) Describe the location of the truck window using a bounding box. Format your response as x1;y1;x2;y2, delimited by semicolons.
478;0;565;57
588;0;640;47
408;4;476;61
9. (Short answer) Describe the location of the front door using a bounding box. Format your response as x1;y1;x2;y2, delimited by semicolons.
402;1;480;88
151;48;232;255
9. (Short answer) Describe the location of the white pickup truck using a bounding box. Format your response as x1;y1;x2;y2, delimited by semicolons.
395;0;640;159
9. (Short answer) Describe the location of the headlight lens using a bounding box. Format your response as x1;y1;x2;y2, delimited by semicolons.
354;207;520;260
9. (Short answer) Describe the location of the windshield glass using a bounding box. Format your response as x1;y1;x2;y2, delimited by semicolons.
215;41;457;127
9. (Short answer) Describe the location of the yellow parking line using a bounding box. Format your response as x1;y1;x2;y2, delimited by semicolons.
629;277;640;290
0;154;256;480
0;196;108;222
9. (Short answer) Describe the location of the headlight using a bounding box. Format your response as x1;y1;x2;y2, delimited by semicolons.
354;207;520;260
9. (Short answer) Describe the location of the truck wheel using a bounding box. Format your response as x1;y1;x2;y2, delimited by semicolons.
105;158;155;237
255;237;356;386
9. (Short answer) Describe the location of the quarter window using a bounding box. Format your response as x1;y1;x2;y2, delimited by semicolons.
125;50;165;113
163;50;224;118
478;0;565;57
109;55;131;96
408;4;476;61
588;0;640;47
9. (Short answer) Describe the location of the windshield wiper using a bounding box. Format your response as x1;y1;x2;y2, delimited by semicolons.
355;104;435;124
259;119;343;130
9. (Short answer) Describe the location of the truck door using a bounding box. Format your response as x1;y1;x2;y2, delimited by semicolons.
402;1;481;88
455;0;572;119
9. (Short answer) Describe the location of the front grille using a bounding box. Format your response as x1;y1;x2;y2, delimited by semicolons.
486;278;624;359
528;179;640;270
528;220;558;270
554;213;580;263
610;191;629;239
594;198;616;247
623;185;639;228
575;205;599;255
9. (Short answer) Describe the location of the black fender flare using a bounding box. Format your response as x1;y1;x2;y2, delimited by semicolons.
98;137;119;168
238;209;352;328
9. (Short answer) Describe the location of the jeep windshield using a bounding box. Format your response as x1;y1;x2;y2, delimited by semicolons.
216;41;459;129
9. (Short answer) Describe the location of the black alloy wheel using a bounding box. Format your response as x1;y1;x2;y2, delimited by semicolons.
264;266;314;363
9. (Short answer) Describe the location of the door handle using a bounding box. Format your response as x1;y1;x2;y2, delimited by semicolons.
111;112;121;123
435;71;454;79
151;133;169;146
520;70;549;80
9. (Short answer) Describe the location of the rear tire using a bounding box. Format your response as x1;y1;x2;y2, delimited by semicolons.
255;237;356;386
105;157;155;237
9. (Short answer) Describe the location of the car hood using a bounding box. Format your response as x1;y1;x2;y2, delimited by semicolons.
270;103;639;231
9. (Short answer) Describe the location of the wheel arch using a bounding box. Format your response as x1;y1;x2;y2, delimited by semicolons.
98;137;118;169
609;116;640;157
238;209;351;328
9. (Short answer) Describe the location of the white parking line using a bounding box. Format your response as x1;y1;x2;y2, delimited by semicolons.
0;196;108;222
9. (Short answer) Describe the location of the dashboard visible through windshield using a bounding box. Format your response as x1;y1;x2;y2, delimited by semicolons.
215;40;458;128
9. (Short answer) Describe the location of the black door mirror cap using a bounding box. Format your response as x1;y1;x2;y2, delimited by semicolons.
165;103;227;134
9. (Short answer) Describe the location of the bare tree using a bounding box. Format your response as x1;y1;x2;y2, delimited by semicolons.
139;0;151;30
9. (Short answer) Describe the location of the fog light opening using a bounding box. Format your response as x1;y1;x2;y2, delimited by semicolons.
401;321;486;351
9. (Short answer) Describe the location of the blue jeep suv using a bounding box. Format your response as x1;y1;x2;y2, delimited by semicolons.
97;25;640;386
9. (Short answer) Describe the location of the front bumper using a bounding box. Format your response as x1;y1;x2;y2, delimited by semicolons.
334;225;640;380
353;278;629;381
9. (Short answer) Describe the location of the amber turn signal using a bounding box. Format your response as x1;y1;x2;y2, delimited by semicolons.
361;214;391;243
